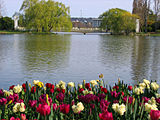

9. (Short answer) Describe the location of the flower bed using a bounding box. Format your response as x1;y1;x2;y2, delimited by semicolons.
0;74;160;120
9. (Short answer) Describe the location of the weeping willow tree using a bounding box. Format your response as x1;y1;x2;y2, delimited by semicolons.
99;8;138;35
19;0;72;32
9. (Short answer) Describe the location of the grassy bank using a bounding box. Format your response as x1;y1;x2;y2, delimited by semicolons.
136;32;160;36
0;30;55;34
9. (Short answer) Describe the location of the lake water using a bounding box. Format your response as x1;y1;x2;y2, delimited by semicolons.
0;34;160;89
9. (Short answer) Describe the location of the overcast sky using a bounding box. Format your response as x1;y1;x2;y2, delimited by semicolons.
2;0;134;17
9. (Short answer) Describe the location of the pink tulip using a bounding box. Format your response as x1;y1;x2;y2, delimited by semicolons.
10;117;20;120
59;104;70;114
53;103;58;111
21;114;26;120
99;111;113;120
150;110;160;120
0;98;7;105
36;104;51;116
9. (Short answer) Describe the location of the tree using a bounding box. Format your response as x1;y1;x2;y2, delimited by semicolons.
19;0;72;32
132;0;151;32
153;0;160;31
0;17;14;30
99;8;137;35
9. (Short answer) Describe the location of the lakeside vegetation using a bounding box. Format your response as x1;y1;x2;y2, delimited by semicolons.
0;75;160;120
0;30;56;34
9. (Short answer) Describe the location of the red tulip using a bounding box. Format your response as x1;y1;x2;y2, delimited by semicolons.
61;89;65;94
36;104;51;116
22;84;26;92
88;88;92;91
150;110;160;120
56;88;61;92
128;86;132;91
51;85;54;89
9;85;15;90
59;104;70;114
46;83;52;88
113;85;119;90
50;89;54;94
99;111;113;120
85;83;90;89
31;86;36;93
121;92;124;96
79;88;84;93
101;88;108;94
22;83;26;89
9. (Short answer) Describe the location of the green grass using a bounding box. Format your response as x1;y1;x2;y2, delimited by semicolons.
0;30;55;34
136;32;160;36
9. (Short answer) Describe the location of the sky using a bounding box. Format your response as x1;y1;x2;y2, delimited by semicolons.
2;0;133;18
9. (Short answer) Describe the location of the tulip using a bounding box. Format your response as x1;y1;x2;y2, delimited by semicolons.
46;83;52;88
59;104;70;114
50;89;54;94
0;89;4;96
53;103;58;111
10;117;20;120
113;85;119;90
9;85;15;90
79;88;84;93
123;96;133;104
20;114;26;120
22;83;26;89
61;89;65;94
121;92;124;96
128;86;132;91
56;88;61;92
99;111;113;120
29;100;37;108
99;74;104;78
36;104;51;116
72;102;84;113
85;83;90;89
68;82;75;87
101;88;108;94
56;93;65;102
150;110;160;120
0;98;7;105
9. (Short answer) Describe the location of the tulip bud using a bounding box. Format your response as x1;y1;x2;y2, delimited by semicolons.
21;114;26;120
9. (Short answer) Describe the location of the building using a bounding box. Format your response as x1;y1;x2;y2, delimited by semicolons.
71;17;102;29
91;18;102;28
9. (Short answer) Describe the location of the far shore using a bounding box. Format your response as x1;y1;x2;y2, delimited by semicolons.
1;30;160;36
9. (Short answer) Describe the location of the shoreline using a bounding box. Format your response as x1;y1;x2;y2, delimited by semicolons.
1;31;160;36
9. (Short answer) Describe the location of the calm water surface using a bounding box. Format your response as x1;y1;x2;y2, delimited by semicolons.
0;34;160;88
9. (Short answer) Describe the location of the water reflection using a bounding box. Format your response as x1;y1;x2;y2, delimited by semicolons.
98;35;135;84
131;36;160;83
0;34;160;88
0;34;71;87
21;34;71;80
99;35;160;85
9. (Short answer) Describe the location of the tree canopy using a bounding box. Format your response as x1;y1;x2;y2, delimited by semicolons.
99;8;138;35
19;0;72;32
0;17;14;30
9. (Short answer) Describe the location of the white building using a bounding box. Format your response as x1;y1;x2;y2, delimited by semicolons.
13;13;19;30
136;19;140;33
